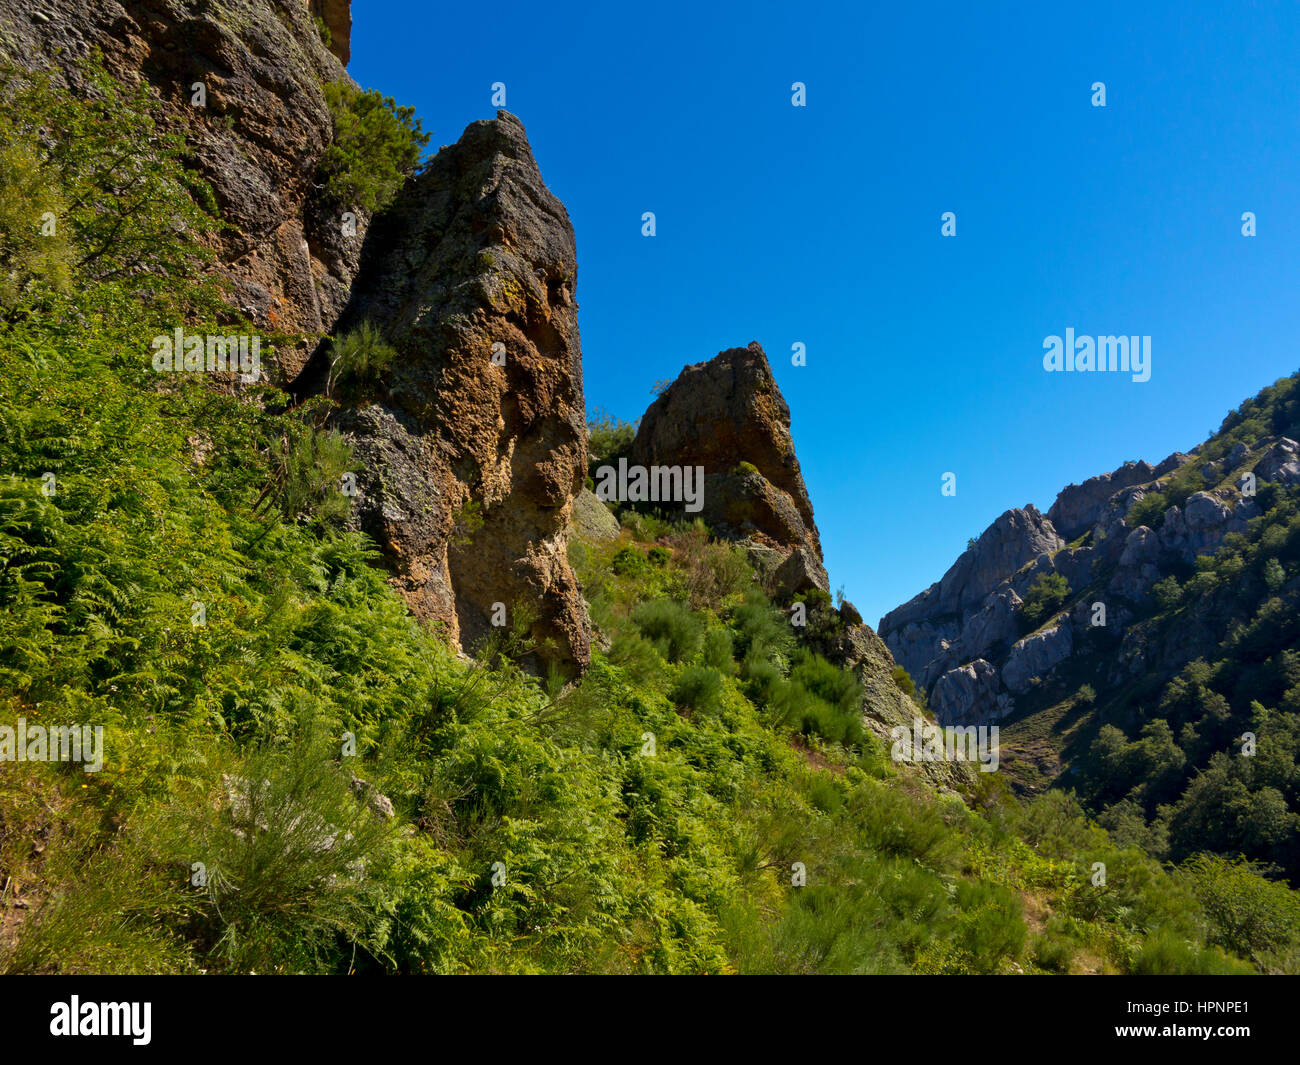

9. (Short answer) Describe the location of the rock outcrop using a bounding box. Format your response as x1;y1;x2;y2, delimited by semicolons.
309;0;351;64
1047;461;1155;541
303;111;591;676
880;430;1297;727
630;343;823;577
830;626;976;792
931;660;1005;728
880;505;1063;685
1001;619;1073;695
0;0;364;381
630;343;970;788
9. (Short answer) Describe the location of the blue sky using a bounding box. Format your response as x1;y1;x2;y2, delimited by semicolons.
351;0;1300;627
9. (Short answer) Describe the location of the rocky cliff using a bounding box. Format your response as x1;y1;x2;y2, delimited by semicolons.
630;343;971;790
299;110;592;676
630;342;827;595
3;1;590;674
0;0;365;381
880;434;1300;727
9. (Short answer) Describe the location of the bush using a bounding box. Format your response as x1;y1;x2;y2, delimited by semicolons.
1152;575;1183;611
1183;854;1300;965
1020;572;1071;629
327;321;398;395
1131;928;1251;975
891;664;917;698
702;627;736;672
318;82;429;213
587;410;636;463
0;55;219;314
669;665;726;715
731;591;795;669
632;599;703;663
611;546;649;577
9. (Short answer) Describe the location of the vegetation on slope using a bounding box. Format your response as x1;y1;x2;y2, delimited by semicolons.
0;55;1294;975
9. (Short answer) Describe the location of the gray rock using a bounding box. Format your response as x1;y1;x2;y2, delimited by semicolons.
350;775;396;820
1184;491;1230;530
572;488;620;542
880;506;1063;676
1257;438;1300;486
772;545;830;599
931;659;1004;726
1119;525;1160;567
1048;460;1154;541
1002;618;1073;695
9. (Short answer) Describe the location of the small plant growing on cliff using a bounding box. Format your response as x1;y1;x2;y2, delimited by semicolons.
1020;572;1071;629
327;321;398;396
318;81;429;213
449;499;483;549
892;664;918;698
255;421;355;526
0;55;220;313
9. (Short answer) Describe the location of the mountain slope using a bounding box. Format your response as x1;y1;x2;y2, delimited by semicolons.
881;371;1300;882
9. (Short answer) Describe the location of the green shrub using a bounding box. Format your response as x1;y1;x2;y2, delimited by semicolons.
1183;854;1300;966
587;410;636;463
669;665;726;715
327;321;398;395
632;599;703;663
318;81;429;213
612;546;650;577
891;664;917;698
1131;927;1252;974
702;627;736;672
1127;491;1169;530
1020;572;1071;629
731;591;795;669
1152;574;1183;611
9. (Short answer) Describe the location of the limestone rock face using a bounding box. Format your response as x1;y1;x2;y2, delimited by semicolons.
1001;619;1074;696
1256;437;1300;486
630;343;821;562
0;0;364;380
1048;461;1154;541
313;111;591;676
931;660;1004;727
880;505;1063;680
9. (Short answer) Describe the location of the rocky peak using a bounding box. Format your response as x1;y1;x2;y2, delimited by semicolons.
1048;460;1154;541
305;110;591;676
630;342;822;571
877;503;1065;700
